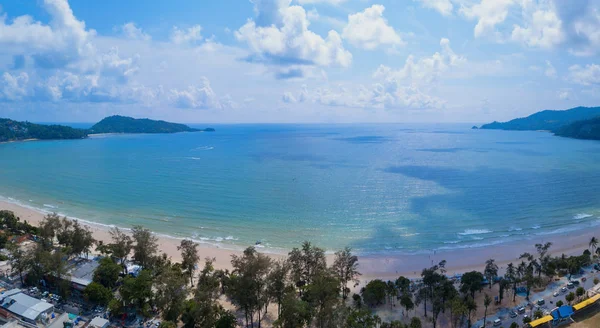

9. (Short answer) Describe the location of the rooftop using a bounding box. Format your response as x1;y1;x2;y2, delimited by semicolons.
68;259;100;287
0;289;53;322
89;317;109;328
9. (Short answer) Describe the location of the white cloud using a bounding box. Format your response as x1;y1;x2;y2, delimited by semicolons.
282;91;297;103
558;90;570;100
544;60;556;78
373;38;465;86
511;2;564;49
460;0;515;39
568;64;600;86
121;22;151;41
414;0;453;16
170;25;203;45
170;77;223;109
296;0;347;4
0;72;29;101
342;5;403;50
235;0;352;77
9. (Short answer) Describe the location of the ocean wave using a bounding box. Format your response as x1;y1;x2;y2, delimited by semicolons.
444;240;461;244
437;239;507;251
508;226;523;231
458;229;492;236
532;225;541;229
192;146;214;151
574;213;593;220
43;204;58;209
186;157;202;160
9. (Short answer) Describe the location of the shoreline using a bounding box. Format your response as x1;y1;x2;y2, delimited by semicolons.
1;199;598;285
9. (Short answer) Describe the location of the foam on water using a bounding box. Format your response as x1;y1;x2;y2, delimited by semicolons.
574;213;593;220
458;229;492;236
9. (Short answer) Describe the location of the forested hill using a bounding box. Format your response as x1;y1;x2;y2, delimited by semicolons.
554;117;600;140
478;106;600;131
0;119;88;142
89;115;214;134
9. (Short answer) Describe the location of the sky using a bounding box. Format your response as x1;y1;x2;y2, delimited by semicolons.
0;0;599;123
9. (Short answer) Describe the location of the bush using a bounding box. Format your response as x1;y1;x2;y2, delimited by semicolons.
510;323;519;328
594;277;599;285
0;254;9;261
523;317;532;324
556;300;564;307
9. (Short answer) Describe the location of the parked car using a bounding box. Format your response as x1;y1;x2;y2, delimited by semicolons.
509;311;517;318
567;282;575;289
518;306;526;314
553;291;559;297
537;299;545;306
561;287;568;293
571;280;580;286
493;319;502;326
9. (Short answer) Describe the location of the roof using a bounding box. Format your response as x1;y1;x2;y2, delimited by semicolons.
89;317;109;328
551;305;574;319
68;259;100;286
573;294;600;311
0;291;53;321
528;315;552;327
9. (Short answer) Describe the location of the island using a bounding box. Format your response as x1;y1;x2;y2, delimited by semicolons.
89;115;214;134
0;116;215;142
478;106;600;131
554;116;600;140
0;119;87;142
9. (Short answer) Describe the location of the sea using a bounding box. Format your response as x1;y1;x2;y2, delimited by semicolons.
1;123;600;255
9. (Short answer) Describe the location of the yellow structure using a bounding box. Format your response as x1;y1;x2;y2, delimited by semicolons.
528;315;553;327
573;294;600;311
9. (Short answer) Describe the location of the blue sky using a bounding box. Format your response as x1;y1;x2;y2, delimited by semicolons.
0;0;599;123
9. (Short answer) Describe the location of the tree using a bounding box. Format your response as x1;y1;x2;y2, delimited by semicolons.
131;225;158;269
566;292;575;305
216;311;237;328
109;227;133;272
6;243;30;285
505;262;518;302
267;260;289;318
69;220;95;258
346;308;380;328
228;246;272;328
38;213;62;248
155;266;189;322
274;292;311;328
304;270;341;328
460;271;484;299
84;282;113;306
93;257;121;288
590;237;598;254
510;323;519;328
287;241;327;292
465;296;477;328
386;280;397;309
120;270;154;315
361;280;387;307
534;310;544;319
594;278;599;285
400;293;414;317
409;317;422;328
178;239;200;286
484;259;498;289
483;293;492;327
332;247;361;299
158;322;177;328
576;286;585;300
556;300;564;307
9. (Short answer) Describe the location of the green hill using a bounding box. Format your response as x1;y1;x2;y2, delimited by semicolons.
0;119;88;142
555;117;600;140
89;115;213;134
479;106;600;131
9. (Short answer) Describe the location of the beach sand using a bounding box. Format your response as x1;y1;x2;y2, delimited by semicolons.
1;199;598;287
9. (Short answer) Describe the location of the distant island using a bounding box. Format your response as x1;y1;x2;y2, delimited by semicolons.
554;116;600;140
0;116;214;142
478;106;600;132
0;119;87;142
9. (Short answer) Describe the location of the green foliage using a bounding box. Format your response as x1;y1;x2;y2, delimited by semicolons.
108;298;123;316
523;316;532;324
409;317;422;328
361;279;387;307
510;323;519;328
154;266;189;322
84;282;114;306
108;227;132;270
178;239;199;286
158;321;176;328
346;308;380;328
576;286;586;298
275;292;311;328
287;241;327;289
90;115;211;134
479;106;600;132
460;271;484;298
556;300;564;307
555;116;600;140
0;118;88;142
215;311;237;328
595;278;600;285
332;247;360;299
93;257;121;288
120;270;154;311
534;309;544;319
566;292;575;304
131;225;158;269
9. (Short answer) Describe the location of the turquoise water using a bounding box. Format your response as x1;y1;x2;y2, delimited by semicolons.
1;124;600;254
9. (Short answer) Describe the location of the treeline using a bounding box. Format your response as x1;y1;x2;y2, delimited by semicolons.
0;119;88;142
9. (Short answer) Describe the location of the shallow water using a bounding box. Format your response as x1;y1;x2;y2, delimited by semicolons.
1;123;600;254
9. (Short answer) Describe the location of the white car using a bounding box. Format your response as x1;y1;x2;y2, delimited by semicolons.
553;291;559;297
493;319;502;326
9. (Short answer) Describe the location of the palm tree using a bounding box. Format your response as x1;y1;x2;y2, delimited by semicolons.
506;262;518;302
483;293;492;327
466;296;477;328
590;237;598;254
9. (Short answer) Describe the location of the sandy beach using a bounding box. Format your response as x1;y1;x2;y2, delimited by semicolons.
1;199;598;287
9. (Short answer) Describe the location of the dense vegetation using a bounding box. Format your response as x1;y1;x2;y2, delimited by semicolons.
0;118;88;142
89;115;213;134
478;106;600;131
3;209;599;328
554;116;600;140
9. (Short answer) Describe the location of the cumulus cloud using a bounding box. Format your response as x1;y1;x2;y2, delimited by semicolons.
121;22;151;41
0;72;29;101
558;90;570;100
545;60;556;78
235;0;352;77
414;0;453;16
568;64;600;86
170;77;224;109
460;0;515;39
296;0;347;4
342;5;403;50
511;2;564;49
170;25;203;45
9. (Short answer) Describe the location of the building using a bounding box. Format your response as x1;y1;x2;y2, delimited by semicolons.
89;317;109;328
67;258;100;291
0;289;54;324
